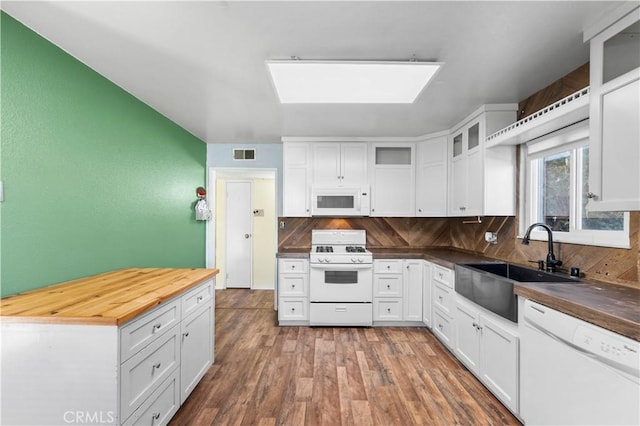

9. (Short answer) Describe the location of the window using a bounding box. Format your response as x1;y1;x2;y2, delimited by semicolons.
523;121;629;248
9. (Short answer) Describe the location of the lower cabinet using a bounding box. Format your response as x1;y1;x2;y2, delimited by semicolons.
0;277;215;426
373;259;424;325
278;258;310;325
431;264;455;349
454;296;519;415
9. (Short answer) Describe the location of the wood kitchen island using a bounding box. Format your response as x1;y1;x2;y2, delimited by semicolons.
1;268;219;425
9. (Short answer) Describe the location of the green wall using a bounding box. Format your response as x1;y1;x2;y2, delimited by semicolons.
0;13;207;297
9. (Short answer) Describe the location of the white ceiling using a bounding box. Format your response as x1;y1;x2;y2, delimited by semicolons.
1;1;624;144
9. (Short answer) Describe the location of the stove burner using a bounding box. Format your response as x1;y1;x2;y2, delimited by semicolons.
316;246;333;253
346;246;366;253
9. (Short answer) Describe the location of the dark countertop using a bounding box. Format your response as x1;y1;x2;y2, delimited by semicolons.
277;247;640;341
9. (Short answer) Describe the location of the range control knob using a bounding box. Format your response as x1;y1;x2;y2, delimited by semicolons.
324;258;330;263
351;258;357;263
358;258;364;263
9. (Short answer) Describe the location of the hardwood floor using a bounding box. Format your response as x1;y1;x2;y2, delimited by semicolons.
170;289;521;426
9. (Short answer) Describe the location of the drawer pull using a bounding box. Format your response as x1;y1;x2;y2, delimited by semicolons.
386;265;391;269
291;307;296;312
183;331;190;338
292;284;296;288
438;324;443;330
438;296;443;302
152;362;161;371
152;412;161;421
386;284;391;289
291;265;296;269
387;308;391;313
196;296;204;303
152;323;162;332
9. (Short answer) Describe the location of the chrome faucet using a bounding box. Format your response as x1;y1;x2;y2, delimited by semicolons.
522;223;563;272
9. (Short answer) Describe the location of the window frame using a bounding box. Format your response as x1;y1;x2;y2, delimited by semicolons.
520;120;630;249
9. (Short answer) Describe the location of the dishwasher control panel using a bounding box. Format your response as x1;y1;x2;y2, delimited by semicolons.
573;325;639;375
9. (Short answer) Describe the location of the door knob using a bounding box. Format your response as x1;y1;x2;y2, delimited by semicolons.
244;233;251;239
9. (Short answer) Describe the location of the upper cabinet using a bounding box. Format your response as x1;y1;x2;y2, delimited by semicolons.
586;5;640;211
448;105;518;216
283;143;311;217
416;134;448;217
312;143;368;186
370;144;416;217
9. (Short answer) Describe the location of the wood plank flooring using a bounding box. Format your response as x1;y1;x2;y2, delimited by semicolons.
169;289;521;426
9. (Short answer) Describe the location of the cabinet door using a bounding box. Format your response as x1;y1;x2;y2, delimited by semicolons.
180;303;213;404
422;262;432;327
588;9;640;211
454;300;481;374
590;78;640;211
479;314;519;413
449;133;467;216
312;143;341;185
341;143;368;186
283;144;310;216
465;148;483;216
416;137;448;216
403;261;423;321
432;308;454;349
371;145;415;216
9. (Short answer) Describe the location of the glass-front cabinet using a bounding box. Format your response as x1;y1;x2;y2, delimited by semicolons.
587;6;640;211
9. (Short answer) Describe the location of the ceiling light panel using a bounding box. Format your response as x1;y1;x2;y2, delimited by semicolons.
266;60;442;104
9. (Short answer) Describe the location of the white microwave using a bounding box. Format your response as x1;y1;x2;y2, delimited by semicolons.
310;185;370;216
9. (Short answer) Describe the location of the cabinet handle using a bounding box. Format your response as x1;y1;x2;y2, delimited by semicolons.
472;322;478;328
438;296;443;302
387;308;391;313
152;362;161;371
152;412;161;422
292;284;296;288
586;192;598;200
459;206;466;211
418;208;422;213
152;323;162;332
438;324;443;330
183;331;190;338
386;284;391;289
291;265;296;269
386;265;391;269
197;296;204;303
291;307;296;312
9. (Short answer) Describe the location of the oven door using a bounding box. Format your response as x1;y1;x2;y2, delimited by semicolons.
310;263;373;302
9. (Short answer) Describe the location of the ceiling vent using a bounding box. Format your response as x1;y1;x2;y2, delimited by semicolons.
233;148;256;160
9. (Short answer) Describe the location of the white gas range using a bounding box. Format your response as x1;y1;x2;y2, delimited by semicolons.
309;230;373;326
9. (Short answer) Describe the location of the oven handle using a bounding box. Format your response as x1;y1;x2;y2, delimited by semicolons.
310;264;373;270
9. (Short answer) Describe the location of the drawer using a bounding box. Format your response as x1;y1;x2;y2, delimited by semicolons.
278;298;308;321
433;308;454;349
279;274;308;297
433;265;453;288
374;260;403;274
374;298;403;321
181;279;213;318
121;325;180;421
120;300;180;363
373;274;402;297
122;369;180;426
433;282;454;316
279;259;308;273
310;303;372;326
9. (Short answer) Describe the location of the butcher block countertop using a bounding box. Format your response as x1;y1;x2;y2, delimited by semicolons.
0;268;219;326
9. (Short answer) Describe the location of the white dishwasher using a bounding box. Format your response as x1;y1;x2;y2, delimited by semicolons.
521;299;639;425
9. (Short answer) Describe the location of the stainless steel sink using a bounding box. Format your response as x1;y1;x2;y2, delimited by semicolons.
454;263;578;322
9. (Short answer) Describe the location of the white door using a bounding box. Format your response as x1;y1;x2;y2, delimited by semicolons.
225;181;252;288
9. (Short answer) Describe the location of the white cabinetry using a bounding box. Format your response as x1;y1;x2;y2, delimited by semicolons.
586;6;640;211
277;258;309;325
416;135;448;216
283;143;311;216
422;261;432;327
370;144;416;216
448;106;517;216
373;259;424;324
0;277;215;426
454;296;519;415
312;143;368;186
431;264;455;349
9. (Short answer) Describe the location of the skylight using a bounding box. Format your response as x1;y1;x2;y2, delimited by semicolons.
265;60;442;104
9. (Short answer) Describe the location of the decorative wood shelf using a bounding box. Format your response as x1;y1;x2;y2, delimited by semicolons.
486;87;590;147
